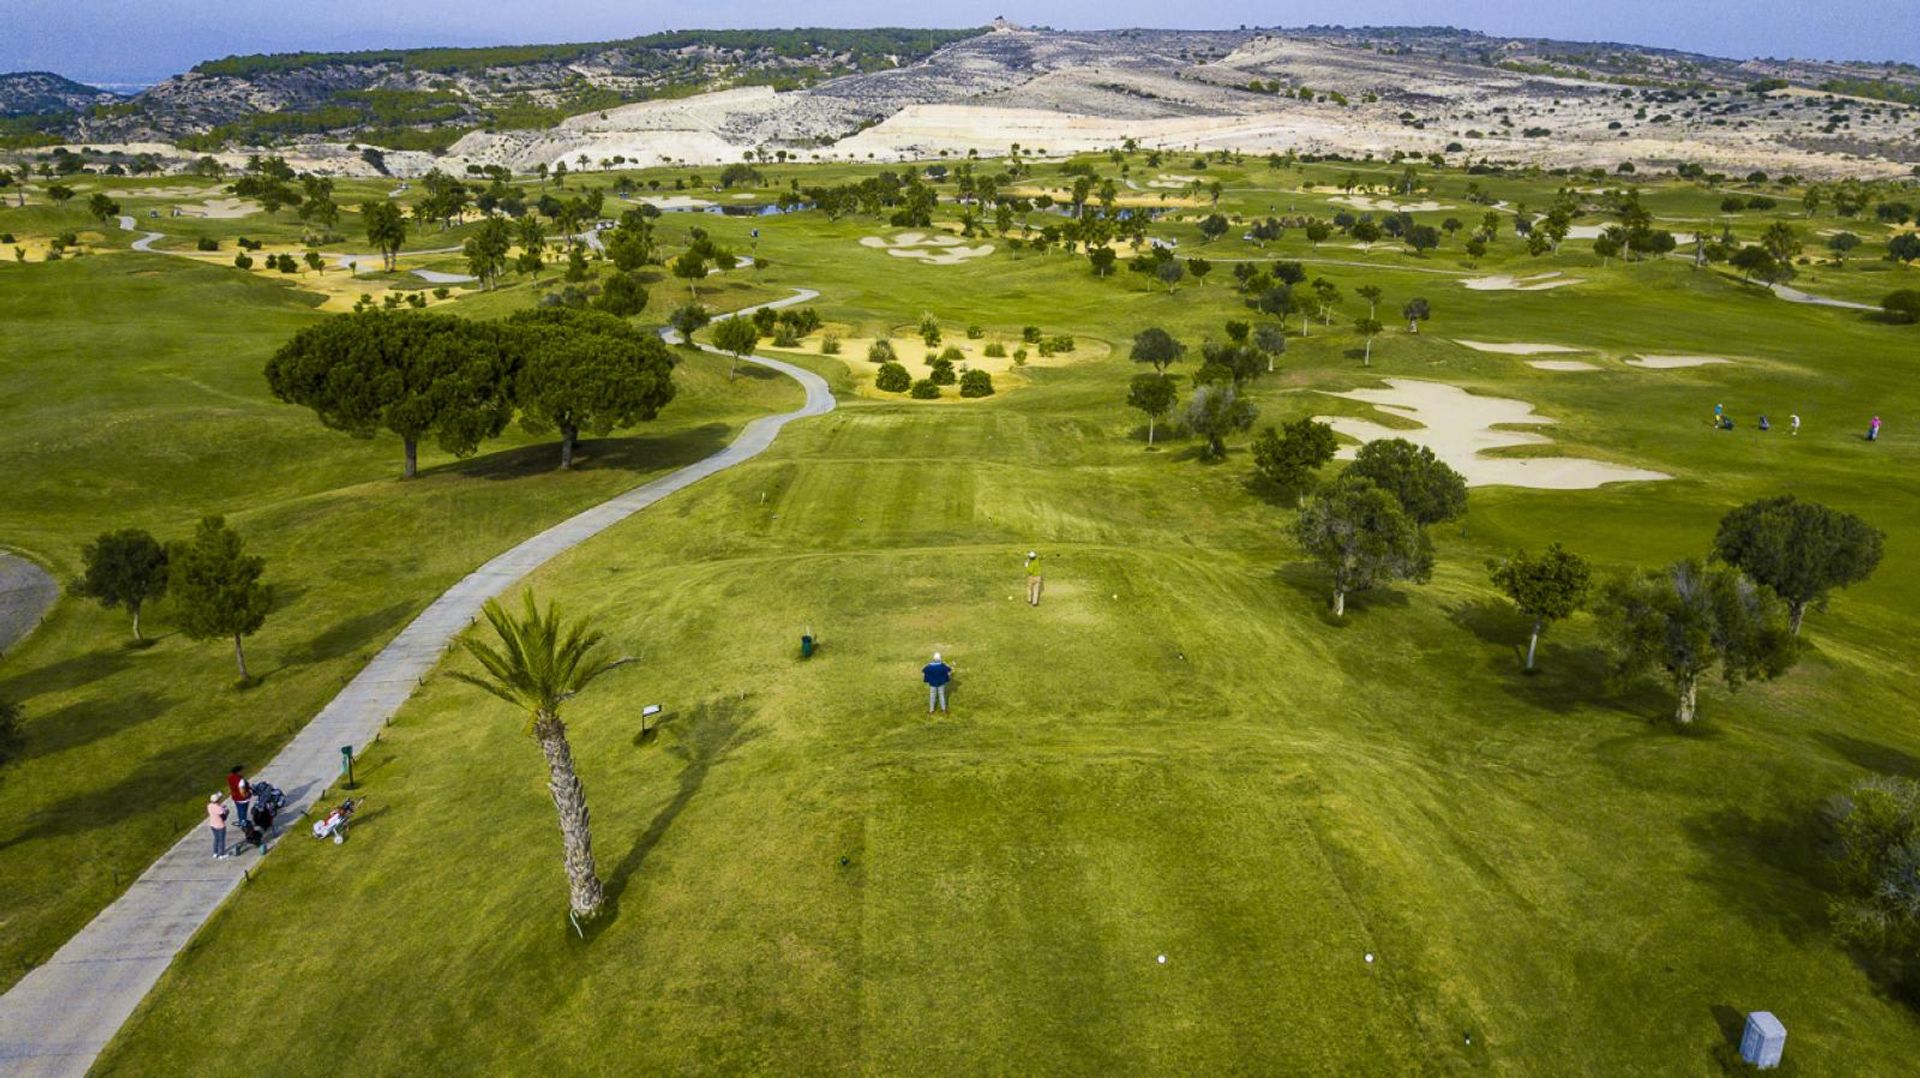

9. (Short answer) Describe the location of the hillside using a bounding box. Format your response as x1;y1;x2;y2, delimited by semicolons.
8;25;1920;176
0;71;120;116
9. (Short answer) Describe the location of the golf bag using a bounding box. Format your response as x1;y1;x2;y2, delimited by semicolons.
249;781;287;815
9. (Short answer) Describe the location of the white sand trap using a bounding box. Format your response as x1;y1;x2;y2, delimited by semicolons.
861;231;992;264
1453;340;1585;355
1145;173;1202;188
1317;378;1668;489
175;197;260;219
1329;195;1456;213
1528;360;1602;371
1462;272;1584;292
118;184;215;199
637;195;714;210
1627;354;1734;369
1565;224;1697;243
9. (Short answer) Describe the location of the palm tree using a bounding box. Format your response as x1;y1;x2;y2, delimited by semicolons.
453;591;626;921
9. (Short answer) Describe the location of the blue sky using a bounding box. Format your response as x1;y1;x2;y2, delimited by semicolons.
10;1;1920;86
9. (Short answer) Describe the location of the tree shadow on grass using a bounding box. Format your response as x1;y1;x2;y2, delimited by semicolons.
1815;732;1920;780
423;423;734;482
1270;562;1408;626
1680;803;1827;945
0;646;135;704
0;737;230;854
17;689;173;762
279;601;414;668
604;696;762;910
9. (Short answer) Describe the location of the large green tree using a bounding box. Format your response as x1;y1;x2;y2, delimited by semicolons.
1824;776;1920;990
463;217;513;289
1251;418;1337;502
1293;477;1433;618
267;312;516;478
453;592;625;921
1126;373;1177;447
74;529;169;641
1130;327;1185;373
1488;543;1593;671
1185;383;1256;460
1343;438;1468;526
1599;559;1796;725
710;314;761;381
509;308;678;469
1711;495;1883;636
169;517;272;681
359;199;408;271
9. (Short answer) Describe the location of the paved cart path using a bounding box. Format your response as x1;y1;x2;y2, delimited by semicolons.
0;553;59;656
0;289;829;1077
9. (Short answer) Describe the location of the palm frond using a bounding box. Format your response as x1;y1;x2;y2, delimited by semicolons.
453;590;628;726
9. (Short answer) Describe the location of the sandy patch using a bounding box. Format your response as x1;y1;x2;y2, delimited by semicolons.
117;184;217;199
1564;224;1697;243
636;195;715;210
1317;378;1667;489
174;197;260;219
1626;355;1734;369
1462;272;1583;292
1453;339;1585;355
1145;173;1203;189
860;231;994;265
1528;360;1602;371
1329;195;1455;213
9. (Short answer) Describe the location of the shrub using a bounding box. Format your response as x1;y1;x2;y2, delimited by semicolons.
233;252;253;270
1012;348;1029;366
875;361;911;392
929;358;957;385
966;324;985;339
959;369;995;397
195;237;219;251
939;345;964;363
772;326;800;347
0;232;11;244
238;237;262;251
1883;289;1920;324
433;287;451;300
820;334;842;355
1037;339;1056;358
868;339;897;363
1046;334;1076;353
919;312;941;345
910;378;941;399
1022;325;1043;343
983;341;1007;358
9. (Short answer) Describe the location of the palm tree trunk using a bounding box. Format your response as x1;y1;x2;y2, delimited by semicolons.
534;714;606;919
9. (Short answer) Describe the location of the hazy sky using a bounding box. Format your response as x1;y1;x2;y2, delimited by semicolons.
10;1;1919;86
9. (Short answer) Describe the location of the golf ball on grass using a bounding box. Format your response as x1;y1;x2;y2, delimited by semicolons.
1157;954;1167;964
1365;953;1374;964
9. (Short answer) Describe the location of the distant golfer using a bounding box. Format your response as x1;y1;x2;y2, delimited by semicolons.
1025;550;1044;607
1790;413;1801;436
923;652;953;714
1869;415;1882;442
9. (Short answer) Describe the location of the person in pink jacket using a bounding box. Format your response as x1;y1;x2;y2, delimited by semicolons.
206;793;230;859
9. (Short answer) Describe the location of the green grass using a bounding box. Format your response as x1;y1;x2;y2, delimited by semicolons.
0;249;798;990
7;156;1920;1073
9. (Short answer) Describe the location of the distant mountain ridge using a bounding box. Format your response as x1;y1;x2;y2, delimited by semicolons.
0;71;122;116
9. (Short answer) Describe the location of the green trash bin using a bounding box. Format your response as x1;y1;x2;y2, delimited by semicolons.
800;634;815;659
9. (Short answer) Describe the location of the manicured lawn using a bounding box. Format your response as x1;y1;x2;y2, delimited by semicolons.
8;154;1920;1072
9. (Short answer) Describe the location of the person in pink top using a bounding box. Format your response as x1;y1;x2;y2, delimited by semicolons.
206;793;230;859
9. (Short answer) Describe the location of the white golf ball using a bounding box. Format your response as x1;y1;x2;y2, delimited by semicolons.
1365;953;1375;964
1156;954;1167;964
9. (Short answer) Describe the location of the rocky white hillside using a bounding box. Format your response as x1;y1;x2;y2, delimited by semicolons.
441;27;1920;180
0;72;121;116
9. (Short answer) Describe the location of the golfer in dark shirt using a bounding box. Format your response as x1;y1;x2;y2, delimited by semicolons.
923;652;953;714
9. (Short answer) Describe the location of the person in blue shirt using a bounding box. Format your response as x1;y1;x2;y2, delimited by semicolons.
923;651;954;714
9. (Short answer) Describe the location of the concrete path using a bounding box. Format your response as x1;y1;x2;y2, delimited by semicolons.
0;553;58;657
0;290;830;1077
1770;281;1878;311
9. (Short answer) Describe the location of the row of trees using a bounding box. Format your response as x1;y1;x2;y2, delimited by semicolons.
74;519;273;680
266;308;677;474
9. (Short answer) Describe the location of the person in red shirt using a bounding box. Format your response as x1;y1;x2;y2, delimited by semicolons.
226;765;251;830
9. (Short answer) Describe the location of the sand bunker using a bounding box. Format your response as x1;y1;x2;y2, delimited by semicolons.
1453;340;1585;355
860;231;994;265
1461;272;1583;292
637;195;715;210
1627;355;1734;369
1145;173;1202;188
1528;360;1602;371
118;184;217;199
1329;195;1455;213
1317;378;1668;489
174;197;260;219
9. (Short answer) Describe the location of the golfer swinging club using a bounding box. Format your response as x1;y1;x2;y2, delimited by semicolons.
923;651;953;714
1025;550;1043;607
